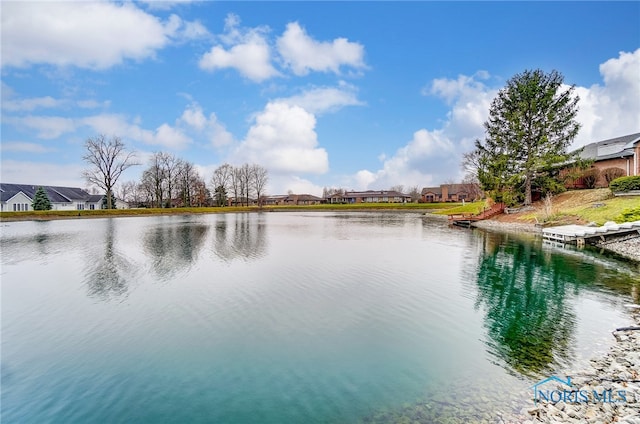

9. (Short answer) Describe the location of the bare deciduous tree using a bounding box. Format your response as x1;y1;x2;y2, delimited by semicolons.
251;164;268;207
211;163;233;206
240;163;253;206
82;135;139;209
408;186;421;203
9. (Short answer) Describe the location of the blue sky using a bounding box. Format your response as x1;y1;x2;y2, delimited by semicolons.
2;1;639;195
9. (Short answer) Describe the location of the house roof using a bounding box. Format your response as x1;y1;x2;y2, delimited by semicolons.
0;183;92;203
578;132;640;161
86;194;105;203
342;190;410;198
286;194;323;201
443;184;469;195
421;187;441;195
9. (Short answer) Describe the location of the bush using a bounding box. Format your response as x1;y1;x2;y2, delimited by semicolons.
601;167;625;185
616;206;640;222
610;176;640;192
581;168;601;189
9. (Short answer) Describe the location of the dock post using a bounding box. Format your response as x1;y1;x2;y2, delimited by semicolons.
577;237;585;248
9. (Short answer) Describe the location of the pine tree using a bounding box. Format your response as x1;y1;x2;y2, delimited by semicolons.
32;186;52;210
102;192;117;209
473;69;580;205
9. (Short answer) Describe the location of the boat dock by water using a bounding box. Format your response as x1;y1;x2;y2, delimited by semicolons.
542;220;640;246
448;202;505;228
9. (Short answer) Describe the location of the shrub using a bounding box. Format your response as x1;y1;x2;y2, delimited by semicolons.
581;168;601;189
601;167;625;185
616;206;640;223
610;176;640;192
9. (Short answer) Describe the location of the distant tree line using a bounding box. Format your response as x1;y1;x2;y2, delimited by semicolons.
81;135;269;208
210;163;269;207
113;156;268;208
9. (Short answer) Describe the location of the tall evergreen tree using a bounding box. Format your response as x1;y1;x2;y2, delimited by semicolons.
102;192;117;209
473;69;580;205
32;186;52;210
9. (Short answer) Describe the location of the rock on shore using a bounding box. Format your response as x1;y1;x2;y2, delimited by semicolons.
596;234;640;263
502;308;640;423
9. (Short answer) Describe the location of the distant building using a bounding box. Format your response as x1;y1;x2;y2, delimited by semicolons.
263;194;324;205
421;184;475;202
0;183;128;211
326;190;411;204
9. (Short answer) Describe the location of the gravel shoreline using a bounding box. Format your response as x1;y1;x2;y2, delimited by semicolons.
500;308;640;424
462;217;640;422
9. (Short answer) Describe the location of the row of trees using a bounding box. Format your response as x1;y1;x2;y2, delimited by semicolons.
137;152;209;208
210;163;268;207
81;135;269;208
119;158;269;208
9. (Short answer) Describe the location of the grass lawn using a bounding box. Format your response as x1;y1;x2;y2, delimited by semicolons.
514;189;639;225
0;202;465;221
432;201;485;215
561;197;640;224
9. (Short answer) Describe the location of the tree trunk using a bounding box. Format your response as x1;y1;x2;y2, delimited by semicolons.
524;174;532;206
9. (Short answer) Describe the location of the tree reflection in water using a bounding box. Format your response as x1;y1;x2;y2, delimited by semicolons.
472;231;638;379
213;213;267;262
84;219;133;300
143;218;209;280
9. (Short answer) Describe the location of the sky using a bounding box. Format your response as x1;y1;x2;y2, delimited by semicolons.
1;1;639;196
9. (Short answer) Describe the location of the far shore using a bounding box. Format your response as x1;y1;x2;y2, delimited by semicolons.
0;204;450;222
3;198;638;263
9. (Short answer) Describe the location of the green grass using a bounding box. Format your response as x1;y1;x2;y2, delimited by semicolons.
432;201;485;215
0;202;462;221
267;202;457;211
562;197;640;225
0;206;257;220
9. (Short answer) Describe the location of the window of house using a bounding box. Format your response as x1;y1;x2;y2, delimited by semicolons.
77;204;84;210
90;204;95;210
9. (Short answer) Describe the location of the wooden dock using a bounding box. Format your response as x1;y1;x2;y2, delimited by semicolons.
448;203;505;227
542;221;640;245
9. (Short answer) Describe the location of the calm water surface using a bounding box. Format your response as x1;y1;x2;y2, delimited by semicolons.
2;212;638;423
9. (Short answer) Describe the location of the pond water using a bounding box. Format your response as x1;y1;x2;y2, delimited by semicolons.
1;212;638;423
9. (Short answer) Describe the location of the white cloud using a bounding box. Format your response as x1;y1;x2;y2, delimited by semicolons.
77;100;111;109
4;115;77;139
1;2;207;69
353;49;640;190
2;96;63;112
276;22;366;76
1;142;55;154
81;114;192;150
1;160;86;187
572;48;640;148
153;123;192;150
179;103;234;147
352;74;495;189
232;102;328;175
199;14;279;82
268;175;324;196
278;83;363;115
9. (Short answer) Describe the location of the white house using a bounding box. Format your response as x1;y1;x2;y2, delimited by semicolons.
0;183;129;211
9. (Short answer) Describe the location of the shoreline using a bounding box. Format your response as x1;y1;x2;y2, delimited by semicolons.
468;217;640;263
0;207;439;222
507;308;640;424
